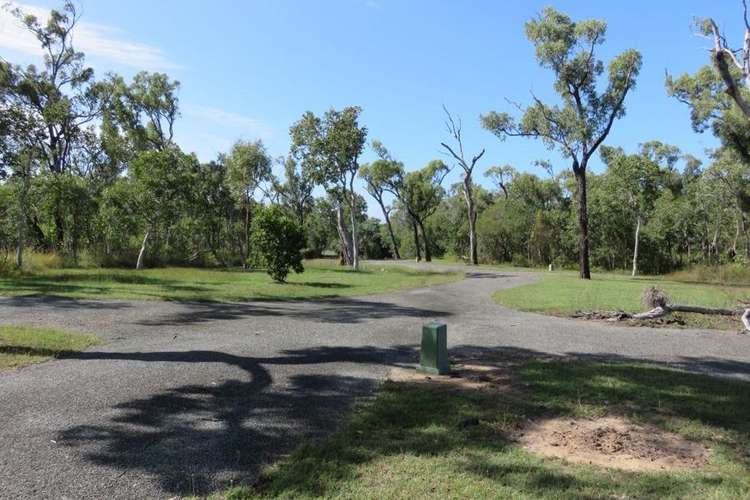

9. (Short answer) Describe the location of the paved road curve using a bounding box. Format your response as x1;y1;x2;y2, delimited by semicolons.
1;265;749;498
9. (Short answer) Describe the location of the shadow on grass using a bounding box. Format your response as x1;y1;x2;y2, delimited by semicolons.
0;295;133;310
294;281;350;289
0;272;212;297
48;344;750;498
0;345;77;357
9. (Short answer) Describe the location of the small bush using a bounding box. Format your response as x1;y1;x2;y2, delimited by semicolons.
642;286;669;309
251;206;305;282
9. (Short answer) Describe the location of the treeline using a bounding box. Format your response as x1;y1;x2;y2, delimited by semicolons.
1;3;750;277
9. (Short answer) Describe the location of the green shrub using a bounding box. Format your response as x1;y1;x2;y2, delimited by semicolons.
251;205;305;282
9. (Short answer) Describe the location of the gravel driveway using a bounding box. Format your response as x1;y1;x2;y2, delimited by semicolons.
1;265;749;498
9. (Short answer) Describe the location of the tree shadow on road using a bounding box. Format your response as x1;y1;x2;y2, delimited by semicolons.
57;345;418;496
52;344;750;497
135;298;451;326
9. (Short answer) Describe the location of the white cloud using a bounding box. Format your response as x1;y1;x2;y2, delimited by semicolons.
0;2;178;71
186;105;276;138
180;106;281;162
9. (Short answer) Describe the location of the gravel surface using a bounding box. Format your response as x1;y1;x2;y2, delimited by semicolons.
1;264;749;498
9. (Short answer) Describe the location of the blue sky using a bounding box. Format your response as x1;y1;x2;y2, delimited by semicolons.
0;1;741;214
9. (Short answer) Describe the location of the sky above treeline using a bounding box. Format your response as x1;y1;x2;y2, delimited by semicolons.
0;1;742;214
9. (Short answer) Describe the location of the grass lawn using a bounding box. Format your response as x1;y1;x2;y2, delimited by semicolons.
0;325;98;369
0;260;462;302
493;272;750;330
222;360;750;499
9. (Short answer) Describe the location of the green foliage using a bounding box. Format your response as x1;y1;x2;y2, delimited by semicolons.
251;206;305;282
3;1;750;278
290;106;367;269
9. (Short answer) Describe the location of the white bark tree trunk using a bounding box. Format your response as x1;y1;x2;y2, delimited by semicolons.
336;205;352;265
463;179;478;265
349;195;359;271
136;230;150;270
15;202;25;269
631;216;641;277
15;234;23;269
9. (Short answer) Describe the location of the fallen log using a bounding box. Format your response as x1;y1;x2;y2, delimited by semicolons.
575;304;750;333
669;304;738;316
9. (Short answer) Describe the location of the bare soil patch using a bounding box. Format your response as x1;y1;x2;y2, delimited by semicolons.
518;416;710;472
388;363;513;390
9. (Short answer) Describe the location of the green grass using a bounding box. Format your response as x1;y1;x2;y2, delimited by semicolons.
0;260;462;302
493;272;750;330
0;325;98;369
668;264;750;286
221;360;750;499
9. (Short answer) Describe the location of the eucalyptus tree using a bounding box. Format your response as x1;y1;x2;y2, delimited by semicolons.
224;140;272;268
440;107;485;265
276;155;314;226
5;1;101;248
705;147;750;259
481;7;642;279
667;64;750;257
400;160;450;261
484;164;516;199
696;1;750;121
600;145;665;276
131;149;196;269
192;160;235;267
290;107;367;270
359;140;403;259
99;72;180;159
0;62;38;267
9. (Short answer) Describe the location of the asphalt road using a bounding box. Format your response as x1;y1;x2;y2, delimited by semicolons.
1;265;749;499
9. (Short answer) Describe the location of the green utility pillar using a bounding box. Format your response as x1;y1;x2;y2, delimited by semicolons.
419;321;449;375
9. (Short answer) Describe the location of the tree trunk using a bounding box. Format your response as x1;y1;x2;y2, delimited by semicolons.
336;204;353;265
348;193;359;271
741;211;750;259
136;230;150;270
574;167;591;279
54;210;65;252
463;179;478;265
15;228;23;269
631;215;641;277
412;219;421;262
417;219;431;262
379;200;401;260
242;197;251;270
15;173;29;270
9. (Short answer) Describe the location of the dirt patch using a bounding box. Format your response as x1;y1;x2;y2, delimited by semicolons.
388;363;513;390
518;416;710;472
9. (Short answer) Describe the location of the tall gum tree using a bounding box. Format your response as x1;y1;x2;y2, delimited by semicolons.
98;71;182;268
359;140;403;260
224;140;272;268
440;107;485;265
400;160;450;262
667;64;750;258
481;7;641;279
6;1;101;249
290;107;367;271
600;144;668;276
698;1;750;121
